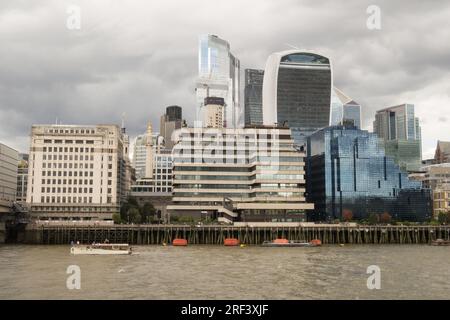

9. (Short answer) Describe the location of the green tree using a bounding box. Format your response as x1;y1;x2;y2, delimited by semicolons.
141;202;157;224
112;213;122;224
178;216;195;224
367;213;379;225
438;212;448;224
127;207;141;224
429;219;440;226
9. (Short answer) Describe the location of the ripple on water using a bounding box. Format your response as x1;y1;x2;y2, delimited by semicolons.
0;244;449;299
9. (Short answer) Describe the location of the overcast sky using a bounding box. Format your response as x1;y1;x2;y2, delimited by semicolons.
1;0;449;159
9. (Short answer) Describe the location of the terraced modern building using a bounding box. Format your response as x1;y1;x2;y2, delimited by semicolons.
167;126;314;223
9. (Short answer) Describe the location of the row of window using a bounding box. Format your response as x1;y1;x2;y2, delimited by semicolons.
46;128;96;134
39;196;112;204
43;146;94;153
43;154;95;161
40;178;113;185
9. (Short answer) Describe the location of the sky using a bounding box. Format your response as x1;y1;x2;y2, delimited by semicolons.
0;0;449;159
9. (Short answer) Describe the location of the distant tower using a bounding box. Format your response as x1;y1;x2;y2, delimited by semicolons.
330;87;361;129
145;122;154;179
244;69;264;126
160;105;183;149
203;97;225;128
196;34;240;128
373;104;422;172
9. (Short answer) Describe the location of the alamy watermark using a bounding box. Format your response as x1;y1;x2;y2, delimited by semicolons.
366;265;381;290
366;5;381;30
66;265;81;290
66;5;81;30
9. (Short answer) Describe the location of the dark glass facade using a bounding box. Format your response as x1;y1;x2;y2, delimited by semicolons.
306;125;432;222
244;69;264;126
166;105;182;122
276;53;331;146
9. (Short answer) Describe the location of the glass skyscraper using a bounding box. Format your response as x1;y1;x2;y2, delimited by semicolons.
262;50;332;146
196;35;240;128
306;125;432;222
244;69;264;126
373;104;422;172
330;87;361;129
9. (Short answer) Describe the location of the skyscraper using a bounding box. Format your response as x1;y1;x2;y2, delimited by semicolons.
307;125;431;222
330;87;361;129
262;50;332;146
160;105;184;149
244;69;264;126
196;34;240;128
373;104;422;172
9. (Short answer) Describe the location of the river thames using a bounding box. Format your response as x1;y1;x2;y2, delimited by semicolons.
0;244;449;299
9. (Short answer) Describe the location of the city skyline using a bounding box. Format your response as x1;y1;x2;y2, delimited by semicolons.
1;0;450;159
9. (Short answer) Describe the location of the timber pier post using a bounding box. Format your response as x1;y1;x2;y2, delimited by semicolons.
16;224;450;245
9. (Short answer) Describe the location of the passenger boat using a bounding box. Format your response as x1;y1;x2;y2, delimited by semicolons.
262;238;322;247
70;243;132;255
431;239;450;246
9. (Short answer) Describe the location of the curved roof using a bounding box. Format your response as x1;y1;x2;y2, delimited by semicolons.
262;50;332;125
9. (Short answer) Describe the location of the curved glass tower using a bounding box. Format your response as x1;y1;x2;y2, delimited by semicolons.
262;50;332;146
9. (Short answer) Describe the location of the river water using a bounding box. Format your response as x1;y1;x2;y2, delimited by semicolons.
0;244;449;299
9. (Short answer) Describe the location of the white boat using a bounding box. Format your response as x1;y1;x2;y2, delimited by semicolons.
70;243;132;255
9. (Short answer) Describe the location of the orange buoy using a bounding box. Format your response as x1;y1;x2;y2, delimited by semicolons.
310;239;322;246
273;238;289;244
173;238;188;246
224;238;240;246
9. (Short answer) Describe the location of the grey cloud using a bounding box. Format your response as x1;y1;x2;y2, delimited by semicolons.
0;0;449;158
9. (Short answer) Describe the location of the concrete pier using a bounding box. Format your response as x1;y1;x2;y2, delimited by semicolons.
17;224;450;245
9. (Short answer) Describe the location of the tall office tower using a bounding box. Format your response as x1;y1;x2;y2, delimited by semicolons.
168;126;314;223
244;69;264;126
16;153;29;203
196;34;240;128
373;104;422;172
307;125;431;222
0;143;18;214
330;87;361;128
434;141;450;164
26;124;132;221
203;97;225;128
262;50;332;147
160;105;184;149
